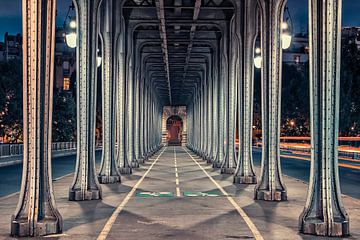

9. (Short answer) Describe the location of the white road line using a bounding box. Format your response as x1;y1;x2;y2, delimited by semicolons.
183;147;264;240
174;147;181;197
97;147;167;240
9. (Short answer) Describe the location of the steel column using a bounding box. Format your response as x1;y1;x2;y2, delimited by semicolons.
126;26;139;168
299;0;349;236
254;0;287;201
97;0;121;184
213;23;228;169
212;35;226;168
221;12;239;174
234;0;258;184
69;0;103;201
11;0;62;236
116;12;132;175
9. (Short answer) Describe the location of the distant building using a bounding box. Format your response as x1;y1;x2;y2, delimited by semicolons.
54;27;76;91
283;33;309;65
0;30;76;92
342;26;360;49
0;42;4;61
3;32;22;61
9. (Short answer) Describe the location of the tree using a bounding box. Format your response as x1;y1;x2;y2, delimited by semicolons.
0;60;23;143
281;63;310;136
52;90;76;142
340;42;360;136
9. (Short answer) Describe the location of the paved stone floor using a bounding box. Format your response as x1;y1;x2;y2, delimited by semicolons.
0;146;359;239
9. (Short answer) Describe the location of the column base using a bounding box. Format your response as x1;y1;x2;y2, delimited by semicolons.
131;161;140;168
11;217;62;237
300;219;350;237
212;162;222;168
98;175;121;184
206;157;213;164
119;167;132;174
255;189;287;201
69;188;102;201
138;157;146;163
233;175;257;184
220;167;235;174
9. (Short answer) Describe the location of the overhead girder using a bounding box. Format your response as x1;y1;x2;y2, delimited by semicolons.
135;37;216;105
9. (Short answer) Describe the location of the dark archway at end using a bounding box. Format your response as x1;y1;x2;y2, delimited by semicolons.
166;115;183;146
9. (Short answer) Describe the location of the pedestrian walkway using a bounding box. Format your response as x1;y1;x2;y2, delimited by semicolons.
0;147;359;239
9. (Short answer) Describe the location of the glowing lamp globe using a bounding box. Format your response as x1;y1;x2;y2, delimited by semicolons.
65;32;77;48
281;33;292;50
69;20;77;29
97;56;102;67
254;56;262;69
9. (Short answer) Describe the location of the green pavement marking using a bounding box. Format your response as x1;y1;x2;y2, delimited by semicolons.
136;192;174;198
183;192;220;197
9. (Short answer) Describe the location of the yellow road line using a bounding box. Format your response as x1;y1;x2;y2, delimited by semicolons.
280;154;360;170
97;147;167;240
183;147;264;240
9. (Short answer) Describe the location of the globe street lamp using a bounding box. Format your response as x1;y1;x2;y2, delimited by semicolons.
281;7;293;50
63;4;77;48
97;49;102;67
254;47;262;69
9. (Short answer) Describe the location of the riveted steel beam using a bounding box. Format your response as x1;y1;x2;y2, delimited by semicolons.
11;0;62;236
116;8;132;175
254;0;287;202
69;0;103;201
97;0;122;184
299;0;349;236
154;0;172;104
221;9;239;174
234;0;258;185
183;0;202;79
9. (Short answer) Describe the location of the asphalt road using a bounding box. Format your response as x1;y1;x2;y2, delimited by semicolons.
0;149;359;199
0;151;102;197
252;149;360;199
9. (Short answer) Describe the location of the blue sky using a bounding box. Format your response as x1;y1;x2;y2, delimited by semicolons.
0;0;360;40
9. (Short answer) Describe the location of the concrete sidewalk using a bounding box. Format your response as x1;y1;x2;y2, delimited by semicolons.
0;147;359;240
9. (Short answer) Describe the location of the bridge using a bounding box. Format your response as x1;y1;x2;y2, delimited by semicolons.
1;0;358;239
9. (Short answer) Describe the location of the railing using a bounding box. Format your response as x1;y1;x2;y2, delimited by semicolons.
0;142;77;158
